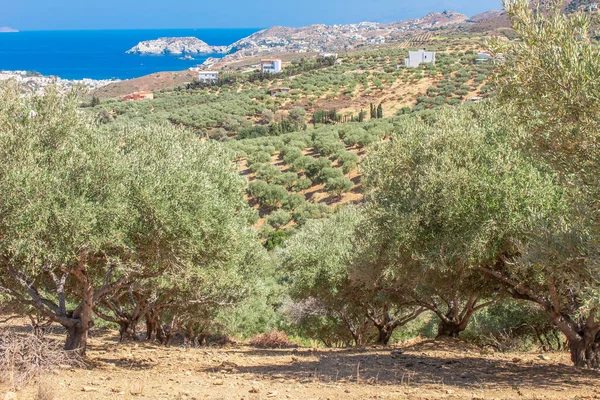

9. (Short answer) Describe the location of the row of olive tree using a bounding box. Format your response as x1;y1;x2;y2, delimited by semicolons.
0;83;268;353
280;0;600;367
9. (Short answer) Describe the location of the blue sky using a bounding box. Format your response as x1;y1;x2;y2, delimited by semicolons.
4;0;503;31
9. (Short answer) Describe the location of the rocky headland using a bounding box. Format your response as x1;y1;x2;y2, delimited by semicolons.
126;37;228;55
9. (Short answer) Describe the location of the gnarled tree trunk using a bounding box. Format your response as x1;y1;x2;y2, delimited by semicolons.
436;320;465;338
65;322;88;351
563;322;600;368
367;304;424;345
432;296;493;339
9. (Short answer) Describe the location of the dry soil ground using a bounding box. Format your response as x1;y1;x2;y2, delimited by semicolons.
2;323;600;400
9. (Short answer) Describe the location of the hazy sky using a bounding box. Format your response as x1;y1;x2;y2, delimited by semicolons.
4;0;503;31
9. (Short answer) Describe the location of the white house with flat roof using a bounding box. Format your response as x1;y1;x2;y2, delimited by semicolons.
198;71;219;83
261;59;282;74
403;50;436;68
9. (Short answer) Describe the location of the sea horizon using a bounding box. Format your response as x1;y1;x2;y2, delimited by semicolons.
0;28;261;80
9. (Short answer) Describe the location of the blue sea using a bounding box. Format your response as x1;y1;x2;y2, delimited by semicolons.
0;29;260;80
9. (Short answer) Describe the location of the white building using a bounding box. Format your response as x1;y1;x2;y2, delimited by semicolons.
320;52;338;59
198;71;219;83
260;59;282;74
403;50;436;68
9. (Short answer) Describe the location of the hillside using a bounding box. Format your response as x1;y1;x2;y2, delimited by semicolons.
91;70;197;98
4;3;600;400
89;33;494;240
126;10;473;61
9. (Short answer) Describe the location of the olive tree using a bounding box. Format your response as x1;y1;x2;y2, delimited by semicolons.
488;0;600;367
360;104;564;339
279;208;423;345
0;84;263;353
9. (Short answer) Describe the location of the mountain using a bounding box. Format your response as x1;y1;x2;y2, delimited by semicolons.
126;37;228;55
0;27;18;33
127;11;469;58
467;10;505;23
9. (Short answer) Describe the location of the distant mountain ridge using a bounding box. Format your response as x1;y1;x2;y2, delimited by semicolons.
0;27;18;33
126;10;473;58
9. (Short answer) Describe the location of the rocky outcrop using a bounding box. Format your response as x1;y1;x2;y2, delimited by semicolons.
126;37;228;55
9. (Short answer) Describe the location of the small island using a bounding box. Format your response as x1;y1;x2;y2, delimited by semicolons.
0;27;19;33
126;37;228;55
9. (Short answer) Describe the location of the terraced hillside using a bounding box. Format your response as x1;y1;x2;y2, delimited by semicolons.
88;34;496;246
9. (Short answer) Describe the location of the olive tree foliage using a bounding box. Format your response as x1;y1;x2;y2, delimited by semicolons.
359;104;565;339
278;208;423;346
0;83;264;352
489;0;600;177
488;0;600;367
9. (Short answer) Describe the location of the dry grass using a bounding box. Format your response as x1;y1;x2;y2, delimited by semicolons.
0;333;84;389
34;380;56;400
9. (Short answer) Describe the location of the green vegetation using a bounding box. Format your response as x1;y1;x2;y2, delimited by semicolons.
0;83;267;352
2;0;599;373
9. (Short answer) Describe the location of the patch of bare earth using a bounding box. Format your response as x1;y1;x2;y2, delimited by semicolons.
2;328;599;400
91;71;198;99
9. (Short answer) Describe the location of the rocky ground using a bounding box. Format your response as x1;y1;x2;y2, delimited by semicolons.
2;324;599;400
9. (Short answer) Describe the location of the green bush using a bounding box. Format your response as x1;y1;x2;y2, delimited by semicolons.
324;177;354;197
292;177;313;192
281;193;307;211
267;209;293;228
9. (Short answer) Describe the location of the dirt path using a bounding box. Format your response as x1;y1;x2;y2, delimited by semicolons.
3;331;600;400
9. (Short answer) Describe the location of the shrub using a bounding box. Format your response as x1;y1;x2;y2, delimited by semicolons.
247;151;272;166
281;146;303;165
248;182;288;208
208;128;229;142
256;165;282;183
314;137;345;157
291;156;316;173
335;151;359;174
274;172;298;189
317;167;344;184
324;177;354;197
305;157;331;180
292;203;331;225
265;230;289;250
248;329;295;348
281;193;306;211
396;106;412;115
292;177;313;192
238;126;268;140
267;209;292;228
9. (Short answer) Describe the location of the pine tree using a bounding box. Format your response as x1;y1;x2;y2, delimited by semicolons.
377;103;383;119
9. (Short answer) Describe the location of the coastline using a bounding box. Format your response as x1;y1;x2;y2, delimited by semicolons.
0;29;258;80
0;70;120;94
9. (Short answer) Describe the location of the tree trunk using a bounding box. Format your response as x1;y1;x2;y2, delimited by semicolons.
375;325;394;345
64;268;94;354
569;336;600;368
118;320;140;342
65;323;88;352
436;321;464;338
